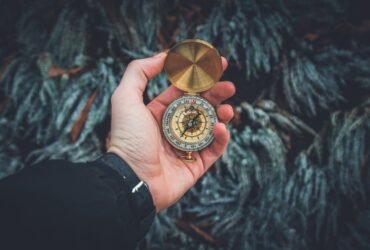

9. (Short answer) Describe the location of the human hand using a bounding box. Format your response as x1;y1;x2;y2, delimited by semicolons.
108;52;235;211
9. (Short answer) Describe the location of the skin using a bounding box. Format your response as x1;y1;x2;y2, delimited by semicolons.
108;52;235;212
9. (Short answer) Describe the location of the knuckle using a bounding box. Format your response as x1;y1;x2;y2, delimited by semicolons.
127;59;143;70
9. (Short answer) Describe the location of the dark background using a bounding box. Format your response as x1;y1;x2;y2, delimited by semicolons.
1;0;369;249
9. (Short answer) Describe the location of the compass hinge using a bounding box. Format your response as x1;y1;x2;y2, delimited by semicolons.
185;92;199;96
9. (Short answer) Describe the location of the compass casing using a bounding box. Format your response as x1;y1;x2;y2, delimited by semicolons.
162;39;222;156
164;39;222;93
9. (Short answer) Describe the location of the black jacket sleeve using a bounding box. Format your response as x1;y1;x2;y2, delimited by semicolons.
0;153;155;250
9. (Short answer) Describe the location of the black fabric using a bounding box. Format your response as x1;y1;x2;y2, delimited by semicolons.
98;153;156;237
99;153;142;189
0;155;155;250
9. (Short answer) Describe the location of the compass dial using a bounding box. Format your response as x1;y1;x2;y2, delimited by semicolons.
162;95;217;151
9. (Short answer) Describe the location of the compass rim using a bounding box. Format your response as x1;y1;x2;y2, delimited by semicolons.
162;95;217;152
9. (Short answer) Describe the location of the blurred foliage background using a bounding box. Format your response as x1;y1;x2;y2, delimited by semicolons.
1;0;370;249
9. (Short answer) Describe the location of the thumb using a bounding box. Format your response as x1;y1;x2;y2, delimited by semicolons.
115;52;167;104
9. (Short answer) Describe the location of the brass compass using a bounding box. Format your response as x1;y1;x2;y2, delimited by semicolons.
162;39;223;162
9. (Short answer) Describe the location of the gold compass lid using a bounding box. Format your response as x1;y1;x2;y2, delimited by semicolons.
164;39;223;93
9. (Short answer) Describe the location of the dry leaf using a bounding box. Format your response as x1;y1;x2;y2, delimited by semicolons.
70;89;98;143
0;53;17;82
175;219;221;247
0;96;8;113
304;33;319;41
48;65;84;78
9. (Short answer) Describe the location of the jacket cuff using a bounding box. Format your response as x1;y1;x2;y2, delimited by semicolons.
98;153;155;237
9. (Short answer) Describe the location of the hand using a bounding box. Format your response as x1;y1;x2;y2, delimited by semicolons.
108;52;235;211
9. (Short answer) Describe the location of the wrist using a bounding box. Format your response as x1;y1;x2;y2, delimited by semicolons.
97;153;156;238
107;146;163;211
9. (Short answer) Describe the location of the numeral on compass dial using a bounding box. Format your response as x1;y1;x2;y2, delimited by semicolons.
162;96;217;152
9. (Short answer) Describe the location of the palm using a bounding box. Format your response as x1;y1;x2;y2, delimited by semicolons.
112;93;215;207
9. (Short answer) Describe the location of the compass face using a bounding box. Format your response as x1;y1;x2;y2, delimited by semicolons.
162;95;217;152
